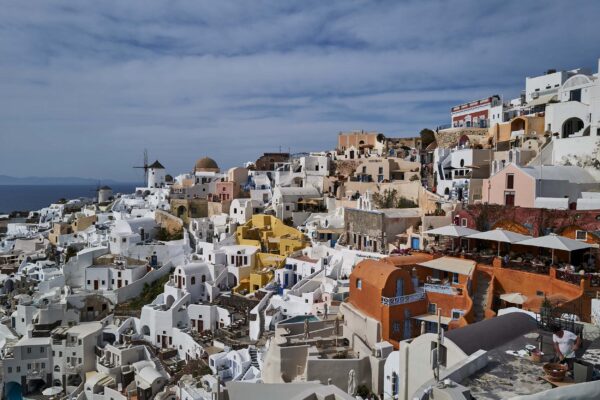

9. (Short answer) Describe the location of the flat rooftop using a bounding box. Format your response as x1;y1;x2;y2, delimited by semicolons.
459;330;557;399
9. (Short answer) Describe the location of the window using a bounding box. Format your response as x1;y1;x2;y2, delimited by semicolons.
504;192;515;206
27;347;32;354
452;310;462;320
570;89;582;102
356;278;362;289
40;347;45;353
461;218;467;227
378;167;383;174
428;303;437;314
452;273;459;284
392;321;401;333
506;174;514;189
7;367;11;373
191;276;196;285
16;366;20;372
575;230;587;241
87;280;91;285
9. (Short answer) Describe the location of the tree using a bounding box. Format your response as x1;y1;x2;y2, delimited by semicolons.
420;128;436;148
65;246;78;262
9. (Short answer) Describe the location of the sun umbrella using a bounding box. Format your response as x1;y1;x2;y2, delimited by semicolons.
500;292;528;305
467;228;532;256
424;225;480;251
516;233;594;264
42;387;63;396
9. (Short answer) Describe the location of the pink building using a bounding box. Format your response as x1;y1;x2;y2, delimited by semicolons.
482;164;598;208
216;181;240;202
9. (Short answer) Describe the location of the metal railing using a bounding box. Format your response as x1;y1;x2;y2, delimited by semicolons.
423;283;456;295
381;290;425;306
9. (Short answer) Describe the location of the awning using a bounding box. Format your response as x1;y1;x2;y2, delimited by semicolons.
526;94;557;107
412;314;452;325
418;257;476;276
424;225;480;237
516;234;594;251
467;228;532;244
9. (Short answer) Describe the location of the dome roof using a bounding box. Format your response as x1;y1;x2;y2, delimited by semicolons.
194;157;219;172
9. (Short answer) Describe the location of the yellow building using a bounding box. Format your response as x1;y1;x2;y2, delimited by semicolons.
488;115;546;145
234;214;309;294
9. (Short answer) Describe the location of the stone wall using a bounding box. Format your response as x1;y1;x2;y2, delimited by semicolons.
155;209;184;235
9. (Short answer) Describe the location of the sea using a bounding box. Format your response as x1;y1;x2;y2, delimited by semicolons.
0;184;138;214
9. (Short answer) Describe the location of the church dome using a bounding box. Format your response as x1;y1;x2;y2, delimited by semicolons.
194;157;219;172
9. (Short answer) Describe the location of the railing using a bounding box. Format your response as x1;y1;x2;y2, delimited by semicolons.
556;270;583;285
556;269;600;287
27;369;45;379
65;363;82;374
381;290;425;306
423;283;456;295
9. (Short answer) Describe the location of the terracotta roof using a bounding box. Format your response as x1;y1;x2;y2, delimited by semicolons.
352;253;432;289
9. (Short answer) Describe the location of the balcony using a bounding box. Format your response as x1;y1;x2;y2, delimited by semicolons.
27;368;45;380
381;290;425;306
423;283;459;295
65;364;82;374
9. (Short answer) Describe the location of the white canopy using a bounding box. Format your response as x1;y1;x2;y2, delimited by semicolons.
467;228;532;244
42;387;63;396
424;225;480;237
500;292;528;305
516;233;595;263
418;257;476;276
516;234;593;252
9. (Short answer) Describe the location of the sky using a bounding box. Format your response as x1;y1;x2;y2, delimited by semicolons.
1;0;600;182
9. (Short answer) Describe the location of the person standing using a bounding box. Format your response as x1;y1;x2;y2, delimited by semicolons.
552;325;581;370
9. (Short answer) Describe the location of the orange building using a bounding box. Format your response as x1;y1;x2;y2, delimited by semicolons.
347;254;480;348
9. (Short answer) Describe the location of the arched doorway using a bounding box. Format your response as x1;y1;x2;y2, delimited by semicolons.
510;117;526;133
176;205;187;218
5;382;22;400
165;295;175;308
562;118;584;138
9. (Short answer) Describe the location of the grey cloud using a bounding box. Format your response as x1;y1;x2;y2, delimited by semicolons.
1;0;600;180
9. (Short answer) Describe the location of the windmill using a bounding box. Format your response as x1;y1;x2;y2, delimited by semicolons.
133;149;149;186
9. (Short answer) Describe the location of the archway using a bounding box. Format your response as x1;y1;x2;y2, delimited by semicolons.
141;325;151;336
510;117;526;132
562;118;584;138
5;382;22;400
176;205;187;218
165;295;175;308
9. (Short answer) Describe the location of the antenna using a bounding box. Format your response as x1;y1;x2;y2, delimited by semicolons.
133;149;149;186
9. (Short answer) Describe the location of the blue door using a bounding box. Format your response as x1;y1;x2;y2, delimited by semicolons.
411;237;420;250
396;278;404;297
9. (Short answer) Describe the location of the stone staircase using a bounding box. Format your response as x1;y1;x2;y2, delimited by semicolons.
249;346;260;368
472;272;491;322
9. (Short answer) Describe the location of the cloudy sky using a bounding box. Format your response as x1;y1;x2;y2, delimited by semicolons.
1;0;600;181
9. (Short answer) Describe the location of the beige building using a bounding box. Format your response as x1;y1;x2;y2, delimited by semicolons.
353;157;420;183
